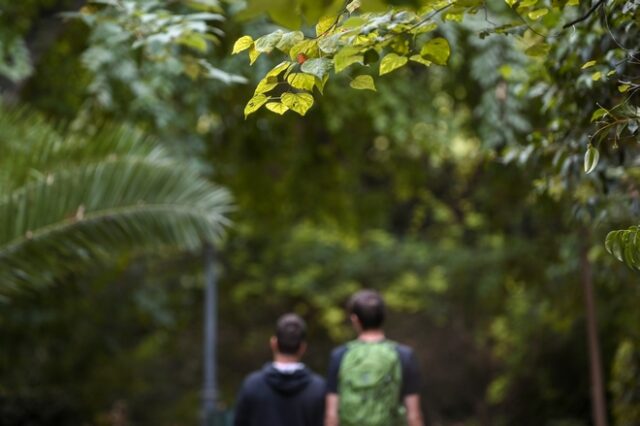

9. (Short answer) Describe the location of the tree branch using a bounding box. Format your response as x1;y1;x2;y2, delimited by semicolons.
562;0;606;29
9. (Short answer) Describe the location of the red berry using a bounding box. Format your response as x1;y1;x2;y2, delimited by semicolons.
296;53;308;64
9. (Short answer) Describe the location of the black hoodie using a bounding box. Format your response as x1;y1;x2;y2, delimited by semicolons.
234;364;326;426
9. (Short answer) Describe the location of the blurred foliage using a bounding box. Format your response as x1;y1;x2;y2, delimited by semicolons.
1;0;640;425
0;108;231;299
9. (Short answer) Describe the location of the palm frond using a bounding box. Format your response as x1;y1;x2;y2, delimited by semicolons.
0;108;232;298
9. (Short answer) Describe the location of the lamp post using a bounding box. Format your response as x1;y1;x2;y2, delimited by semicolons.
202;242;218;426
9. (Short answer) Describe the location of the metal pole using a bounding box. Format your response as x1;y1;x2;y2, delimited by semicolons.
202;242;218;426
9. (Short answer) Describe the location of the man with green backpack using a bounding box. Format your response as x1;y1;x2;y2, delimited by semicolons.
324;290;424;426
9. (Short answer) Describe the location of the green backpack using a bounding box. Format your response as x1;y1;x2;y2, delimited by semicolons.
338;340;405;426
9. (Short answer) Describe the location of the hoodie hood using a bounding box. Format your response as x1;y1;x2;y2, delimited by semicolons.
262;363;312;395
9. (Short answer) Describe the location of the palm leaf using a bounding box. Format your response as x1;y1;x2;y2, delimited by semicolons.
0;108;232;298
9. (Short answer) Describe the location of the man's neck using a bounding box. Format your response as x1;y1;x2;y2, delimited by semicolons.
273;353;301;363
358;329;385;342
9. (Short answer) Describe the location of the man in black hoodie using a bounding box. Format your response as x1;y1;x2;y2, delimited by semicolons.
234;314;326;426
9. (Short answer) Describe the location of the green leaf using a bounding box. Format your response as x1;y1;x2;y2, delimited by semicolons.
505;0;517;7
379;53;408;75
185;0;222;12
409;55;432;66
255;30;284;53
315;75;329;95
524;42;550;57
265;102;289;115
528;8;548;20
254;76;279;94
334;47;363;73
276;31;305;53
249;46;260;64
420;38;450;66
289;39;319;61
606;230;625;261
244;94;269;118
281;92;314;116
350;75;376;91
584;144;600;174
346;0;361;13
287;73;316;91
316;15;336;36
319;34;341;54
232;35;254;54
177;33;209;53
591;108;608;122
266;61;292;78
592;71;602;81
618;84;631;93
301;58;332;79
411;22;437;34
581;60;596;69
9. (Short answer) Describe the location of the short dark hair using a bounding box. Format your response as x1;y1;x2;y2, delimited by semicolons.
348;290;385;330
275;313;307;355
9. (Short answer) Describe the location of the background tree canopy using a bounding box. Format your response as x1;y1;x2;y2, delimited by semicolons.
1;0;640;425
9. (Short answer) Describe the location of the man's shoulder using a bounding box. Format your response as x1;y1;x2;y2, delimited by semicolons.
241;368;266;390
330;344;349;360
393;342;415;356
331;344;348;355
307;370;327;389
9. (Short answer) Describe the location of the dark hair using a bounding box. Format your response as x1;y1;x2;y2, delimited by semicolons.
348;290;385;330
275;314;307;355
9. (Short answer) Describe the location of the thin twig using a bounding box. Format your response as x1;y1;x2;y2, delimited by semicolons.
562;0;606;29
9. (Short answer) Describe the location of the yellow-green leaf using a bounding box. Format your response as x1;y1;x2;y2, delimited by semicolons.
350;75;376;91
411;22;437;34
409;55;432;67
177;33;209;53
592;71;602;81
255;30;284;53
584;144;600;174
254;76;279;94
346;0;361;13
244;94;269;118
316;15;336;36
618;84;630;93
301;58;333;79
518;0;538;8
567;0;579;5
281;92;314;116
315;75;329;95
524;42;549;57
249;46;260;65
528;8;548;20
289;39;319;61
581;60;596;69
232;35;253;54
287;73;316;91
590;108;607;122
276;31;305;52
379;53;408;76
267;61;292;78
505;0;517;7
334;47;363;73
265;102;289;115
420;38;450;66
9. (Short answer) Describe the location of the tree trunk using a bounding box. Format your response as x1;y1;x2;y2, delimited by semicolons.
581;237;609;426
